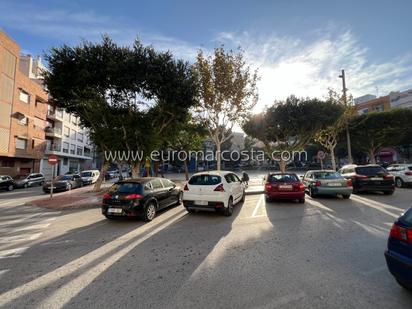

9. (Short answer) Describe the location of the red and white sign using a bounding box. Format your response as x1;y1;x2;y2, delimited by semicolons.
48;154;59;165
317;150;326;160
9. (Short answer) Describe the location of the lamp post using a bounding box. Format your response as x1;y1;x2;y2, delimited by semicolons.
339;69;353;164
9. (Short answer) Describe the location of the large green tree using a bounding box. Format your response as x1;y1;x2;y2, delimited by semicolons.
44;36;198;189
194;47;258;170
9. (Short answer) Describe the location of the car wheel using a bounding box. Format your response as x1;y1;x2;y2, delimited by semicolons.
175;192;183;205
7;184;14;191
309;187;317;198
142;202;157;222
224;197;233;217
66;183;72;191
39;181;44;186
342;194;351;199
23;183;28;188
395;178;404;188
298;198;305;203
384;190;394;195
265;196;271;203
186;208;195;213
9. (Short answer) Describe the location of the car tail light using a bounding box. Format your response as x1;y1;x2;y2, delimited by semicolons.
124;194;143;200
315;181;321;187
355;174;368;179
214;183;225;192
265;183;272;190
298;183;305;191
103;193;111;200
405;171;412;176
384;175;394;180
390;223;412;244
347;179;353;187
183;183;189;191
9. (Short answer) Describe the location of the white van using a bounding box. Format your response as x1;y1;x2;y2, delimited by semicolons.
80;170;100;185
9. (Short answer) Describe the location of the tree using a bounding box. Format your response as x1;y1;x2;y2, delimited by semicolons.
349;108;412;163
194;47;258;170
44;36;198;190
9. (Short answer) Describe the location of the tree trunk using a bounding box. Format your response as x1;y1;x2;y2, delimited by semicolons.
369;150;376;164
131;162;141;178
154;160;159;177
93;161;109;192
330;147;337;171
279;160;286;173
216;142;221;171
183;159;189;180
117;162;123;180
160;160;165;178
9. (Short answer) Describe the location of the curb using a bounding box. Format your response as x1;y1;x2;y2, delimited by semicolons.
245;190;264;195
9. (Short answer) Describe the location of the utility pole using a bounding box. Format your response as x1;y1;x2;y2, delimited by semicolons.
339;69;353;164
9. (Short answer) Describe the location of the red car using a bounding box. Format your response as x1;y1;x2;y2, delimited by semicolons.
264;172;305;203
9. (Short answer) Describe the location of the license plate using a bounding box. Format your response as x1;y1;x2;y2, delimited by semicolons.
108;208;123;214
328;183;341;187
194;200;208;206
370;177;383;181
279;185;293;190
48;187;56;189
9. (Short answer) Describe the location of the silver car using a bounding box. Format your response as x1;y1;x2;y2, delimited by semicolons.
387;164;412;188
13;173;45;188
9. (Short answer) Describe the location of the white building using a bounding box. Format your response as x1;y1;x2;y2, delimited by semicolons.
40;106;95;179
389;89;412;110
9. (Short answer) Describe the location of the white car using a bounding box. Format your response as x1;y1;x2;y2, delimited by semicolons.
80;170;100;185
387;164;412;188
183;171;246;216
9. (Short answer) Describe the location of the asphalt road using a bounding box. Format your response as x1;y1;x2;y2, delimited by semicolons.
0;188;411;308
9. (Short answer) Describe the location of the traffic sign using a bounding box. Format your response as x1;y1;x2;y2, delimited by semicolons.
317;150;326;160
48;155;58;165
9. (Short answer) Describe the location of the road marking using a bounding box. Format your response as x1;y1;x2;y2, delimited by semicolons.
0;247;28;259
351;195;404;212
0;233;43;244
0;223;51;234
255;291;306;308
351;196;400;218
0;269;9;278
251;194;265;217
305;197;335;212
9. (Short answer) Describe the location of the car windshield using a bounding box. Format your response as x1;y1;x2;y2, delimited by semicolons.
355;166;386;176
189;174;221;185
313;172;343;180
408;166;412;171
56;175;72;181
81;172;92;177
13;175;27;180
109;182;143;194
268;174;299;183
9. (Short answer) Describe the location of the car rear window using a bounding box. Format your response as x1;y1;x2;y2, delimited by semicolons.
355;166;386;176
313;172;343;180
268;174;299;183
109;182;143;194
189;175;221;185
81;172;92;177
408;166;412;171
401;208;412;226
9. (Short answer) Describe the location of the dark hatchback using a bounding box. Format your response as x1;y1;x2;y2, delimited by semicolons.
385;207;412;291
339;164;395;195
102;177;182;221
43;174;83;193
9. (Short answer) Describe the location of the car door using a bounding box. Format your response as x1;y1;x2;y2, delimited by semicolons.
150;178;168;209
302;172;312;190
0;176;6;190
73;175;82;188
231;173;243;201
161;178;177;206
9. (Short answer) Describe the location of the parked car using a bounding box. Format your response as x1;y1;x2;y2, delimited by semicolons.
387;164;412;188
0;175;15;191
385;207;412;291
80;170;100;185
13;173;45;188
102;178;182;221
338;164;395;195
183;171;245;216
302;170;353;199
105;169;119;180
43;174;83;193
264;172;305;203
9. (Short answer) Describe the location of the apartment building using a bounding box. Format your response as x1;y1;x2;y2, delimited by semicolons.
0;30;48;177
389;89;412;110
41;105;95;178
354;95;391;114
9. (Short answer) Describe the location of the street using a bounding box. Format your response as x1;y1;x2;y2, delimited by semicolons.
1;187;411;308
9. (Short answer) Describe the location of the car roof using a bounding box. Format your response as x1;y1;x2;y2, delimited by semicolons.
305;170;336;173
191;170;233;177
81;170;99;172
117;177;170;184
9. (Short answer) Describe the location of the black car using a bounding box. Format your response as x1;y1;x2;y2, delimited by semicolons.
102;177;182;221
339;164;395;194
43;174;83;193
0;175;15;191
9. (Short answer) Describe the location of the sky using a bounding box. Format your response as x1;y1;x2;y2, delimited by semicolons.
1;0;412;113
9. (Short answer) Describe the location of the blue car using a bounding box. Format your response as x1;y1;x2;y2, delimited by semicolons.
385;207;412;290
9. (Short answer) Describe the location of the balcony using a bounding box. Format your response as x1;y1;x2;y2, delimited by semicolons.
46;108;64;121
45;127;62;138
45;143;61;155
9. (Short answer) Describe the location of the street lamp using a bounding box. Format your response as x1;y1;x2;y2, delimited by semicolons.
339;69;353;164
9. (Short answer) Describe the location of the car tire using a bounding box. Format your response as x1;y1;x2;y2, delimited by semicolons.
39;181;44;186
186;208;195;213
7;184;14;191
175;192;183;205
395;178;404;188
224;197;233;217
384;190;394;195
142;202;157;222
23;183;28;188
265;196;271;203
309;187;317;198
298;198;305;204
342;194;351;199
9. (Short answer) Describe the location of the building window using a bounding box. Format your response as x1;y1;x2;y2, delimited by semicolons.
18;117;28;126
63;142;69;153
71;130;76;140
76;146;83;156
1;160;15;167
63;158;68;165
77;132;83;142
31;140;35;149
16;138;27;150
56;108;63;118
70;144;75;154
19;90;30;104
71;116;77;125
373;104;384;112
64;126;70;137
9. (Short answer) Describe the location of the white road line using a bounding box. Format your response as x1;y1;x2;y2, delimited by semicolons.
305;197;335;212
0;247;28;259
0;223;51;234
0;233;43;244
255;291;306;308
351;195;404;212
251;194;264;217
0;269;9;278
0;216;57;228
